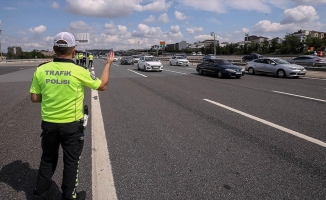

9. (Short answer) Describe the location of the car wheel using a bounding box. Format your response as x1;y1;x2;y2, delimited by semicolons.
277;69;286;78
217;71;223;78
143;65;146;72
137;64;140;70
236;76;241;79
159;70;162;72
248;67;255;75
198;68;203;75
169;61;172;66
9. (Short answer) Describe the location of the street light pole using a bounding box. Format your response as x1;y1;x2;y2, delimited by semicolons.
0;30;2;60
211;32;216;56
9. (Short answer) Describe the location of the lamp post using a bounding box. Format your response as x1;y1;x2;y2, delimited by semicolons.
211;32;216;56
0;30;2;60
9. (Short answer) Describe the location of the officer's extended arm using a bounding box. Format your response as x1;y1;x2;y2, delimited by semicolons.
97;52;115;91
31;93;42;103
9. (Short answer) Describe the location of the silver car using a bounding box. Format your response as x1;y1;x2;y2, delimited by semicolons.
245;57;306;78
287;55;326;67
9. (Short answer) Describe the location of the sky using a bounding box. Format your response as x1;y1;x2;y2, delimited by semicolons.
0;0;326;52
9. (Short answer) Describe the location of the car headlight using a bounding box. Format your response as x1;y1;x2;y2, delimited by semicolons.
225;69;236;72
146;63;151;67
241;68;245;72
290;67;297;70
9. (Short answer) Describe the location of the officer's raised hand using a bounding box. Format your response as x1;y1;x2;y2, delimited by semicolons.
106;52;115;64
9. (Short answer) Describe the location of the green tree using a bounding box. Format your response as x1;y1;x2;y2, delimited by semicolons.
305;35;324;51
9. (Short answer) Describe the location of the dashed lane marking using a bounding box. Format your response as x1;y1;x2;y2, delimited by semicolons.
127;69;147;77
162;69;188;75
273;90;326;103
301;77;326;81
204;99;326;148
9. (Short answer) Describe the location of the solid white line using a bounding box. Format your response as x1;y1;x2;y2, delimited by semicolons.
91;70;118;199
127;69;147;77
272;90;326;103
163;69;187;75
204;99;326;148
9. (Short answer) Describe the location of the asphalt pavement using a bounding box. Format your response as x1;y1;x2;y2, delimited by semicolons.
0;59;325;199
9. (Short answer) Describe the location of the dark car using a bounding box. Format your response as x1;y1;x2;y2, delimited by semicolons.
203;54;217;60
242;53;263;62
196;58;244;78
120;56;134;65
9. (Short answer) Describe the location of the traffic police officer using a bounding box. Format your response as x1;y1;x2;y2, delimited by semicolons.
75;53;79;65
30;32;114;200
88;53;94;68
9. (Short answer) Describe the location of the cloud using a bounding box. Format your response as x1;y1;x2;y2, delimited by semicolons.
174;10;189;20
132;24;163;38
280;6;318;24
29;25;47;34
158;13;169;23
144;15;156;23
292;0;326;5
5;7;17;10
186;27;203;35
134;0;173;12
194;34;214;41
51;1;60;9
65;0;172;18
168;25;183;38
69;21;92;30
253;5;322;34
176;0;304;14
194;34;222;41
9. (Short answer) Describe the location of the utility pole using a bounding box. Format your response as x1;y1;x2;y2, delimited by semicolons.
211;32;216;56
0;30;2;60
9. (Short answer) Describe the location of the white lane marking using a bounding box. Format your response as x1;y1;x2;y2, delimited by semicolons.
302;77;326;81
91;71;118;199
204;99;326;148
186;68;196;70
273;90;326;103
127;69;147;77
163;69;187;75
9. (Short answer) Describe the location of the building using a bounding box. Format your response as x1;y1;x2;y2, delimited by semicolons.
245;35;268;43
291;30;310;42
7;46;22;55
175;41;187;50
166;44;175;50
40;50;55;57
309;31;325;39
219;42;229;48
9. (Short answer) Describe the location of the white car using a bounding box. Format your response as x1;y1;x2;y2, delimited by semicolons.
169;56;190;66
137;56;163;72
192;52;197;55
197;52;202;55
113;56;119;62
132;55;140;63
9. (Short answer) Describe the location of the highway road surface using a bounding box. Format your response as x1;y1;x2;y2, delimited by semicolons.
0;59;326;199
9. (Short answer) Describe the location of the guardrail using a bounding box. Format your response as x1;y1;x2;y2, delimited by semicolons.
0;59;52;63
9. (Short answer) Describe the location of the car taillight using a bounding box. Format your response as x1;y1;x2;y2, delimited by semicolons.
317;59;322;62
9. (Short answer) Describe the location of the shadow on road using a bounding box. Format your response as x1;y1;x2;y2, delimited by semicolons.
0;160;61;200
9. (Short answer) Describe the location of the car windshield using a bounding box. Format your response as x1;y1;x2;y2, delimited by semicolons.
176;56;184;59
145;57;157;61
273;58;289;64
215;59;232;65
